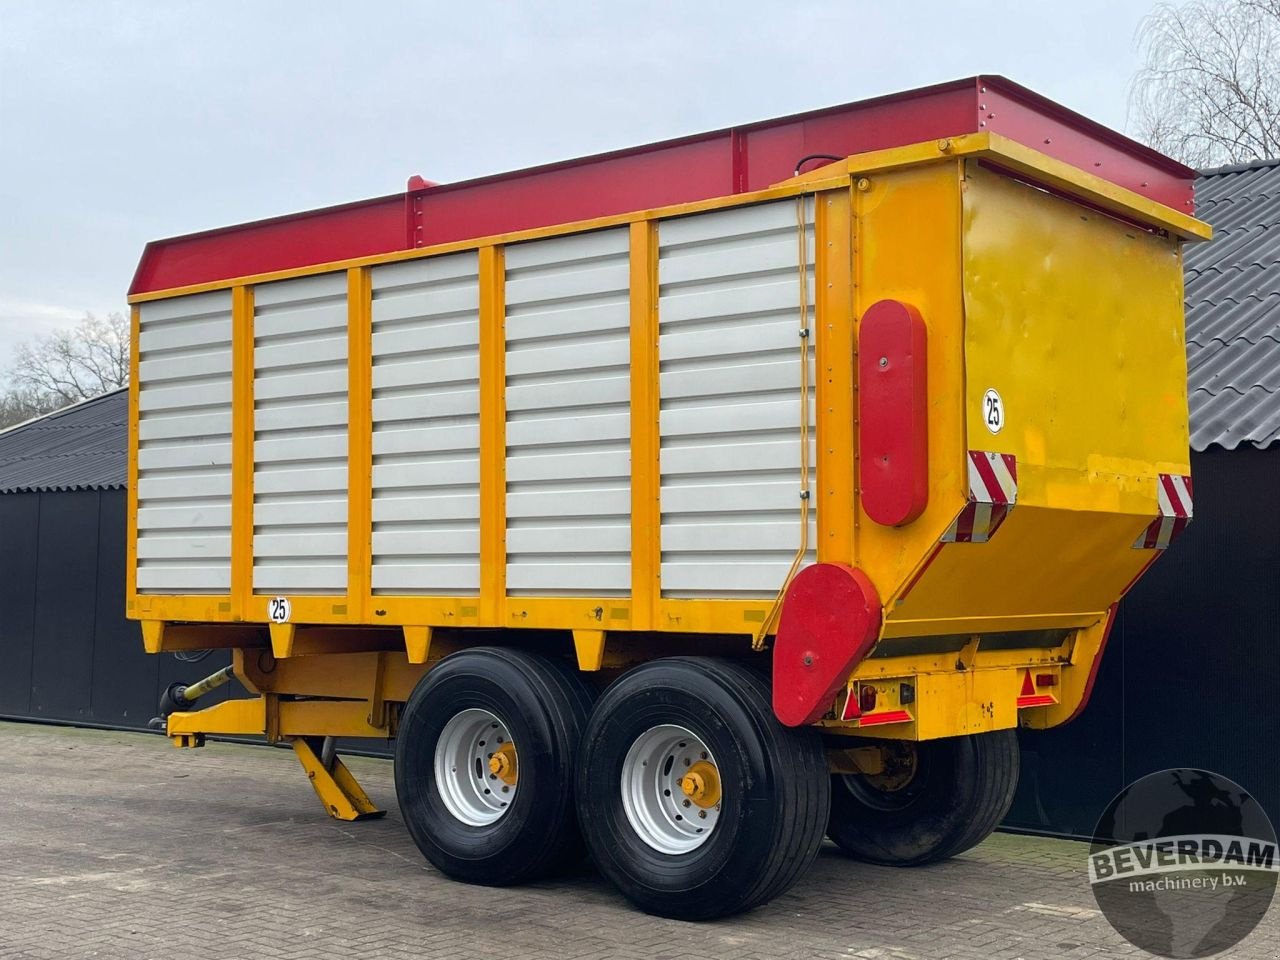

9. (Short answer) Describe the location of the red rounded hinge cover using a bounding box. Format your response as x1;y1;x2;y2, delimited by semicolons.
772;563;882;727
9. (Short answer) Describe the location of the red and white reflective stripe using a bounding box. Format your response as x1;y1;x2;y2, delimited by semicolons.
1157;473;1193;519
1133;473;1193;550
942;451;1017;544
968;450;1017;504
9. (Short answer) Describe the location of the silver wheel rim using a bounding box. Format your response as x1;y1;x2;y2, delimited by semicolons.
434;708;517;826
620;724;722;854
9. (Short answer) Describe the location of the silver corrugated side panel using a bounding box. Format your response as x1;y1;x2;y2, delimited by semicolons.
136;290;234;594
252;273;349;594
657;200;816;599
504;228;632;596
370;253;482;594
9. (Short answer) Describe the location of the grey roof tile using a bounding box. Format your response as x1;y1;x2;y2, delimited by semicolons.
1185;158;1280;450
0;388;128;493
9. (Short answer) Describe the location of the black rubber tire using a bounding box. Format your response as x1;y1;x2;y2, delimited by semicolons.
827;729;1020;866
576;657;829;920
394;647;593;886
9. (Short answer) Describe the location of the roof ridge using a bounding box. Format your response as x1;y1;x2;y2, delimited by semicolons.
1198;157;1280;176
0;386;130;438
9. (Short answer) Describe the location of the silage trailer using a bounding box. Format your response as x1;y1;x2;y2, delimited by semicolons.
128;76;1208;919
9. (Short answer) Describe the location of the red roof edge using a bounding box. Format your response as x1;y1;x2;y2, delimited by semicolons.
130;76;1197;296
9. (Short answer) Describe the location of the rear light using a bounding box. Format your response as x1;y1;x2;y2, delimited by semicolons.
1035;673;1058;687
859;684;878;713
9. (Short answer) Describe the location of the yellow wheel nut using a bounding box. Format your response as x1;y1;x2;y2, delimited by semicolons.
679;760;721;809
488;741;518;785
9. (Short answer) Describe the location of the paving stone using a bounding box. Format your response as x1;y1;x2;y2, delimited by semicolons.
1;721;1276;959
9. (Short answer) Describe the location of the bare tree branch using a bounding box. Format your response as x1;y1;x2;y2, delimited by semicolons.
0;386;66;430
1131;0;1280;166
1;311;130;427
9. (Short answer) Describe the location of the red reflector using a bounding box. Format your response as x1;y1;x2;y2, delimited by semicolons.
1035;673;1058;687
859;685;878;713
857;299;929;527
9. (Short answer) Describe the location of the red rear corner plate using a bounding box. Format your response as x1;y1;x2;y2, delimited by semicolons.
772;563;882;727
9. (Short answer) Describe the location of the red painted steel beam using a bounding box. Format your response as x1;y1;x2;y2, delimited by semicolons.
130;76;1196;295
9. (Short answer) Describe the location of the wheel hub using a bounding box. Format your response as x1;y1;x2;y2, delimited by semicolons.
620;724;722;855
488;742;518;785
863;741;917;793
679;760;721;808
434;708;518;826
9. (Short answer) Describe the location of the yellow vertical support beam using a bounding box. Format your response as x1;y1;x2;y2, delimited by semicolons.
478;245;506;625
629;220;661;631
126;306;141;613
346;267;373;621
573;629;607;671
815;188;855;564
230;285;256;619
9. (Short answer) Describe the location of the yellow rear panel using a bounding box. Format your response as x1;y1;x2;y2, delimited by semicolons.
884;161;1190;636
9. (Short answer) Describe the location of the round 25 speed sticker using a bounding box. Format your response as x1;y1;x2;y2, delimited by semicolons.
1088;768;1278;958
982;387;1004;434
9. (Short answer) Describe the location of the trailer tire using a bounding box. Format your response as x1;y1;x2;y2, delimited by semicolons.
827;729;1019;866
394;647;593;886
576;658;829;920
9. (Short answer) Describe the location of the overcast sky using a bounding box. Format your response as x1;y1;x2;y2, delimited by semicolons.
0;0;1165;370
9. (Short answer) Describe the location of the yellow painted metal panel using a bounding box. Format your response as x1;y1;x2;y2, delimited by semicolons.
914;667;1019;739
132;595;234;623
505;597;633;630
230;285;255;618
356;595;482;628
961;161;1190;492
478;246;507;623
167;697;265;736
278;700;389;738
814;188;855;563
884;162;1189;633
656;598;776;637
888;510;1153;627
850;162;969;600
167;697;390;739
629;221;660;629
346;267;373;620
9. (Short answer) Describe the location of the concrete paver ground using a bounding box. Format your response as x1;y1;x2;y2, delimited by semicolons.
1;721;1275;959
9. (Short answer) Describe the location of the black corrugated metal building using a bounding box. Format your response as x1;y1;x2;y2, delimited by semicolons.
0;389;230;729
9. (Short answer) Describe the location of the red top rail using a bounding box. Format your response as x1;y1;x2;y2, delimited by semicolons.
129;76;1196;296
